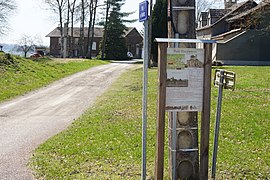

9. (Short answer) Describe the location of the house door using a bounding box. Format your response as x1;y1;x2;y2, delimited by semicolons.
136;45;140;58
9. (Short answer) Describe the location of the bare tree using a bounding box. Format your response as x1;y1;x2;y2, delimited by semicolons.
44;0;67;57
67;0;78;57
79;0;86;57
196;0;220;21
86;0;99;58
0;0;16;36
86;0;94;57
17;35;35;58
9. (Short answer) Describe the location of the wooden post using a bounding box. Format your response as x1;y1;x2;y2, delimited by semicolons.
200;43;212;180
155;42;167;180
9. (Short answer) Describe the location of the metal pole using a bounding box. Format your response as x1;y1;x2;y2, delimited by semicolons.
142;19;149;180
211;70;225;179
172;112;177;180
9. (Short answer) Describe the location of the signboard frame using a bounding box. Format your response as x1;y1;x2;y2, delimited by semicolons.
154;38;216;180
214;69;236;91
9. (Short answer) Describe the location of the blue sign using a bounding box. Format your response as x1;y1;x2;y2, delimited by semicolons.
139;1;149;22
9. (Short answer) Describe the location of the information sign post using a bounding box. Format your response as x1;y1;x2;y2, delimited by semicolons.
212;69;236;179
154;38;216;180
139;1;149;180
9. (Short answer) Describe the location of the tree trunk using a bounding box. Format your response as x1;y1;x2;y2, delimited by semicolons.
58;1;64;57
148;0;153;67
70;0;77;57
66;0;70;57
89;0;98;58
79;0;85;57
101;0;110;60
86;0;94;58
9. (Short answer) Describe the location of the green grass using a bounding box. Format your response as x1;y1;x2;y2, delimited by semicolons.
30;66;269;179
0;53;109;102
210;66;270;179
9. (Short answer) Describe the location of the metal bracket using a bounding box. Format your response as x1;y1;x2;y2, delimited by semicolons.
172;6;195;11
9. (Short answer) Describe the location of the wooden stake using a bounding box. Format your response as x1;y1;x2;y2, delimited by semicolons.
155;42;167;180
200;43;213;180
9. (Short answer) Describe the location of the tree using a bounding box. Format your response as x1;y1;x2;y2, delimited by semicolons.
17;35;35;58
44;0;67;57
148;0;153;67
86;0;99;58
196;0;221;24
100;0;110;59
99;0;134;60
151;0;168;65
67;0;78;57
79;0;86;57
0;0;16;36
233;0;270;32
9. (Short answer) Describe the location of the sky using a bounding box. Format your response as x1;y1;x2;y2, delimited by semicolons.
1;0;251;46
0;0;150;46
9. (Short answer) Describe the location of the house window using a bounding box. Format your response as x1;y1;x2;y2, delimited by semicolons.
92;42;96;50
74;38;79;45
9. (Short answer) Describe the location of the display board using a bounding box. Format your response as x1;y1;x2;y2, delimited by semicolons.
166;48;204;112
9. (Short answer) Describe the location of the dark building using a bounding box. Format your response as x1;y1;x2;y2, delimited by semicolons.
46;27;143;59
125;28;143;58
197;0;270;65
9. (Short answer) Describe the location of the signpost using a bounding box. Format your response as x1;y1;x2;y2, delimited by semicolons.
139;1;149;180
155;38;216;180
212;69;236;179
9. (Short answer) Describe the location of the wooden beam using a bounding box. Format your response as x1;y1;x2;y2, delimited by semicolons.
200;43;213;180
155;42;167;180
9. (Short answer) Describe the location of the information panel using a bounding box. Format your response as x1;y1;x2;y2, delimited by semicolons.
166;48;204;112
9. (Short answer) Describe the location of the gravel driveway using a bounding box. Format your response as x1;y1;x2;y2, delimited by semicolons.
0;62;134;179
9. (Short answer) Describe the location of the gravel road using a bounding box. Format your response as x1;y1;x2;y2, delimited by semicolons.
0;62;134;180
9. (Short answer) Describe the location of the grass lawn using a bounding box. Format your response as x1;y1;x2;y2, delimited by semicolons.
30;66;269;179
0;53;108;103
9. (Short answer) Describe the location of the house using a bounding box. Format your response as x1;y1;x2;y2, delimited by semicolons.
125;28;143;59
197;0;270;65
46;27;143;59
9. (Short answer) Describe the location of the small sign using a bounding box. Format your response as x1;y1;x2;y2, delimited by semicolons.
166;48;205;112
139;1;149;22
214;69;236;90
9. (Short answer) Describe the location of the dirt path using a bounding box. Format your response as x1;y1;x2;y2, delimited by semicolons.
0;62;134;180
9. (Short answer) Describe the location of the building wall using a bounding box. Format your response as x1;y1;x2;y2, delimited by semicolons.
217;30;270;65
50;37;61;56
212;20;230;36
49;37;102;57
49;29;143;58
196;28;212;39
125;29;143;58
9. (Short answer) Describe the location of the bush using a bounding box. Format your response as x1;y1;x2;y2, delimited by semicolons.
0;53;16;66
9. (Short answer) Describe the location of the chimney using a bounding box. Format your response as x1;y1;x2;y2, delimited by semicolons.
224;0;237;9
